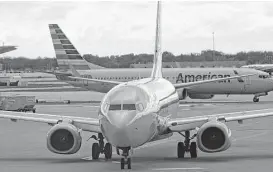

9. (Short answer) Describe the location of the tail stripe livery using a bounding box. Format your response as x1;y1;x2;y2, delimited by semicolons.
49;24;90;70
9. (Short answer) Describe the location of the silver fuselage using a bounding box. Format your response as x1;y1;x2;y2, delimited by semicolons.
57;68;273;95
98;78;178;148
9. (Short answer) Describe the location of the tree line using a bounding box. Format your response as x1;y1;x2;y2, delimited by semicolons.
1;50;273;71
83;50;273;68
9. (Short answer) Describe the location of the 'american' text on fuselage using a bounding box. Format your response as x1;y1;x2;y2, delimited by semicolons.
176;73;231;83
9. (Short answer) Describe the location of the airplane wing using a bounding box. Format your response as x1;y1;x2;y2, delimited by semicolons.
168;111;273;132
173;74;254;90
0;111;101;133
68;76;123;85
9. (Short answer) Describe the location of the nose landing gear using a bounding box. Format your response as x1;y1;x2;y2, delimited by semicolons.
177;130;197;158
119;147;132;170
89;133;112;160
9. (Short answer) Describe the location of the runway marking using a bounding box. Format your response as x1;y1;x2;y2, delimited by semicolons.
136;139;176;150
152;167;205;171
82;152;118;161
181;108;190;111
232;131;268;142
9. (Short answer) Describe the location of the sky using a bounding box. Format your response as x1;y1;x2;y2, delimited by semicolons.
1;1;273;58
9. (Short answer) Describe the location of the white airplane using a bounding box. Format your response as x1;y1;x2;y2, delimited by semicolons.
241;64;273;75
1;2;273;170
49;25;273;103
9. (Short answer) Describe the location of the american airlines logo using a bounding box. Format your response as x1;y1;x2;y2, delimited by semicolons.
176;73;232;83
175;70;245;83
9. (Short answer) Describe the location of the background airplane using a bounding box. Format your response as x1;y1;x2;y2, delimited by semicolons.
0;45;17;54
241;64;273;75
49;24;273;103
2;2;273;170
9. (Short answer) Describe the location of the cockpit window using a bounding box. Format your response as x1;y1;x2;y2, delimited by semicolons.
123;104;136;110
108;104;136;111
109;104;121;110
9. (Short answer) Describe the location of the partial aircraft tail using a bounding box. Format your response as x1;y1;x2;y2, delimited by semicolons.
151;1;163;78
48;24;103;71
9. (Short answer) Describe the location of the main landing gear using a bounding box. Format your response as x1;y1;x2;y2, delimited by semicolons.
89;133;112;160
177;130;197;158
119;147;132;170
253;97;259;103
253;92;268;102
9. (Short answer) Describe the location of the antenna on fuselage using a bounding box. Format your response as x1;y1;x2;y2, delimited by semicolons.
150;1;163;79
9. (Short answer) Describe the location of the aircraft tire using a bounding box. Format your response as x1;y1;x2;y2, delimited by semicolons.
121;158;125;169
177;142;185;158
92;143;100;160
127;158;131;169
104;143;112;159
190;142;197;158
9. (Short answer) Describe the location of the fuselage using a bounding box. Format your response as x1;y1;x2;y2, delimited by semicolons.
57;67;273;95
98;78;178;148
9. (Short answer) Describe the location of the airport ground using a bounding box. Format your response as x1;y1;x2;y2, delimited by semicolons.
0;92;273;171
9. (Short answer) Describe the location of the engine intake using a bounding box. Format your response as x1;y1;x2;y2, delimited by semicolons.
47;123;82;154
197;121;231;153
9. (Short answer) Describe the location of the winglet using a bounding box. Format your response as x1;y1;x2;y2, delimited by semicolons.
151;1;163;78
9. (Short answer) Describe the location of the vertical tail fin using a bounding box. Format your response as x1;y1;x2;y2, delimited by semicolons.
151;1;162;78
49;24;92;71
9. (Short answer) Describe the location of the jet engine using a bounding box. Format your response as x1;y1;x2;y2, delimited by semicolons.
196;121;231;153
188;94;214;99
177;89;187;100
47;123;82;154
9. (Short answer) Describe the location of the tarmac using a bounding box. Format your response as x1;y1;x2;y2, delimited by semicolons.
0;93;273;171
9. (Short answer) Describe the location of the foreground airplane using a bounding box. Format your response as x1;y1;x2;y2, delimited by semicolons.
49;25;273;103
241;64;273;75
3;2;273;170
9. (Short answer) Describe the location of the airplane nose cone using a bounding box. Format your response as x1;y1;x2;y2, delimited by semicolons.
107;111;137;128
101;113;157;148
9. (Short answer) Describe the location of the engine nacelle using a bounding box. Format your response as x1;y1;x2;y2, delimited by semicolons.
177;89;187;100
188;94;214;99
47;123;82;154
197;121;231;153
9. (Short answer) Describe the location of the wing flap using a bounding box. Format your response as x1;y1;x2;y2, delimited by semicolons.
224;112;273;122
0;111;100;133
68;76;123;85
168;110;273;132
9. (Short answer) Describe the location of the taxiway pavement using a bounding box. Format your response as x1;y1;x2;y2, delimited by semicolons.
0;94;273;171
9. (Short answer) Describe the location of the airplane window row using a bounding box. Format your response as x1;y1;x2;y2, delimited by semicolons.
89;76;177;80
